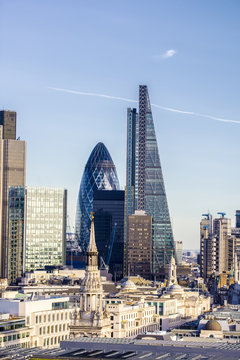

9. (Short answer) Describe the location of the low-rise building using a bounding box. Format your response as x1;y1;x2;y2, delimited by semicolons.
0;295;73;348
105;298;159;338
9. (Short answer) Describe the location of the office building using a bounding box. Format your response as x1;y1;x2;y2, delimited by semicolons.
75;142;120;253
24;186;67;272
0;295;72;348
124;108;138;275
0;112;26;278
124;86;175;277
175;241;183;265
232;210;240;263
213;214;233;274
200;213;234;282
93;190;124;280
127;210;152;279
0;110;16;140
7;187;25;284
8;186;67;278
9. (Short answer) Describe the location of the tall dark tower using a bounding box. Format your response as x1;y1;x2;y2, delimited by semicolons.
124;86;175;277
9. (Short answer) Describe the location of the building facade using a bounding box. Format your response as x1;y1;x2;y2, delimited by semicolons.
124;108;138;275
0;111;16;140
175;241;183;265
93;190;124;280
7;187;25;284
0;295;72;348
75;142;120;253
124;86;175;278
0;116;26;278
200;213;235;282
127;210;152;279
24;186;67;272
7;186;67;280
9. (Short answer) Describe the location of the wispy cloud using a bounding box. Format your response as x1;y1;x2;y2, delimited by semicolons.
153;49;177;61
49;87;240;125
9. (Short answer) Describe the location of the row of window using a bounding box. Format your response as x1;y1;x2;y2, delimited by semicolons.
39;323;68;335
35;311;69;324
0;332;30;342
43;333;68;347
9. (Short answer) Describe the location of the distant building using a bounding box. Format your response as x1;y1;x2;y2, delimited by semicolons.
93;190;124;280
127;210;152;279
175;241;183;265
200;213;234;282
7;186;67;281
0;112;26;278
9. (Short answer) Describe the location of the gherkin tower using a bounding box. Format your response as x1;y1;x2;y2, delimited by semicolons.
76;142;120;252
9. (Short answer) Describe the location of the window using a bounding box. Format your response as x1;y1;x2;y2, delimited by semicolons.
35;315;38;324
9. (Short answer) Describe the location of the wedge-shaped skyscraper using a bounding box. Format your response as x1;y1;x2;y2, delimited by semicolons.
76;142;120;252
125;85;175;276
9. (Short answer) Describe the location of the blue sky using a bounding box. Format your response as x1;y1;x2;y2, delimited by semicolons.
0;0;240;249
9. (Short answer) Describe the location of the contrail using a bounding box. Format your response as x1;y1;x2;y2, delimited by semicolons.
49;87;240;125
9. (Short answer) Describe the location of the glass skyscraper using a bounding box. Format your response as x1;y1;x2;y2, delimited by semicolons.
76;142;120;253
7;186;67;281
125;85;175;276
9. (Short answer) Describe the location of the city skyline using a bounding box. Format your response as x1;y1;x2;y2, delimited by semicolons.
1;1;240;249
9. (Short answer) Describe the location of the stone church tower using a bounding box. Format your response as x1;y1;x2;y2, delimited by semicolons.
70;218;111;337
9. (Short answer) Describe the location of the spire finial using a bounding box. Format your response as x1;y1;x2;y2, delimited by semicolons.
87;215;98;254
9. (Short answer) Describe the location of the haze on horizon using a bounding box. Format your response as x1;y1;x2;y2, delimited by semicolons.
0;0;240;250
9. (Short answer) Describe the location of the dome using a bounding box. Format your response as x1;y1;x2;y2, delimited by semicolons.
168;283;184;294
204;320;222;331
75;143;120;252
121;279;137;290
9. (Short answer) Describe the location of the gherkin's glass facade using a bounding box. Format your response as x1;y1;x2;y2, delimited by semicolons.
76;142;120;252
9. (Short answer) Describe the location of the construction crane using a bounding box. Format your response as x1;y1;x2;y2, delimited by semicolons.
106;223;117;267
202;213;210;220
217;212;226;218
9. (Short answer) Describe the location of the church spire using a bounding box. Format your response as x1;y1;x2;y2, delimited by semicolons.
87;217;98;254
86;216;98;268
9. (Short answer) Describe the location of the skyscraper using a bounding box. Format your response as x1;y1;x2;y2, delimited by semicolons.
8;186;67;278
8;187;25;284
124;86;175;277
200;213;234;282
93;189;124;279
127;210;152;279
0;112;26;278
76;142;120;253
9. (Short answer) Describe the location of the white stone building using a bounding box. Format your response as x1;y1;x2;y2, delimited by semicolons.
0;295;73;348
